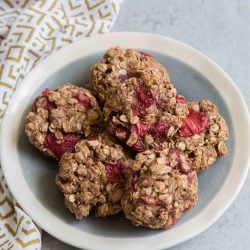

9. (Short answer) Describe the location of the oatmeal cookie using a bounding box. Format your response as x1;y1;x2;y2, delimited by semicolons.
103;71;188;153
25;84;102;159
90;47;170;103
173;100;229;171
122;148;198;229
56;134;131;219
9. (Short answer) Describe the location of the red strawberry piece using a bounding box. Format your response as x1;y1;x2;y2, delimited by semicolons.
41;88;56;111
169;148;190;172
44;133;81;159
139;196;166;207
32;88;50;111
32;88;56;112
33;98;56;112
135;86;155;108
130;123;149;152
139;196;156;206
32;97;55;112
104;163;123;183
32;97;40;111
130;140;146;153
131;104;140;116
178;110;208;137
47;101;56;112
150;120;169;139
131;122;149;137
75;92;92;109
176;95;186;103
169;148;181;156
42;88;49;96
139;51;154;58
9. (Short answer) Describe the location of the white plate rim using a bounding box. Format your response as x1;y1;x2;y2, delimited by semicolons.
1;32;250;250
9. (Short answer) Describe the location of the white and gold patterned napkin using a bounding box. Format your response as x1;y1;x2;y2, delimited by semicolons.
0;1;122;249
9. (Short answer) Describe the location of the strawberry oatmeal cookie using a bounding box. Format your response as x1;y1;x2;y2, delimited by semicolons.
103;70;188;153
122;147;198;229
90;47;170;103
25;84;102;159
173;100;229;172
23;46;230;231
56;134;131;219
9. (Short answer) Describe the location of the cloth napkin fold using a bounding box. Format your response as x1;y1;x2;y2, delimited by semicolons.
0;0;122;249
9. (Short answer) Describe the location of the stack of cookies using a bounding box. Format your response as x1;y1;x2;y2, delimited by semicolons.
25;47;228;229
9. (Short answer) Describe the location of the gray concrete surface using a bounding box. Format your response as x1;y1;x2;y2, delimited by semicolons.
42;0;250;249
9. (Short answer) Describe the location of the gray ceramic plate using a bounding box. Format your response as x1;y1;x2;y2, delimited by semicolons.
1;32;250;250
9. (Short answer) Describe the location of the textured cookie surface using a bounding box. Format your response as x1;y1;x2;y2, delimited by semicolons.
103;68;188;153
122;148;198;229
90;47;170;103
25;84;101;159
56;134;131;219
173;100;229;171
